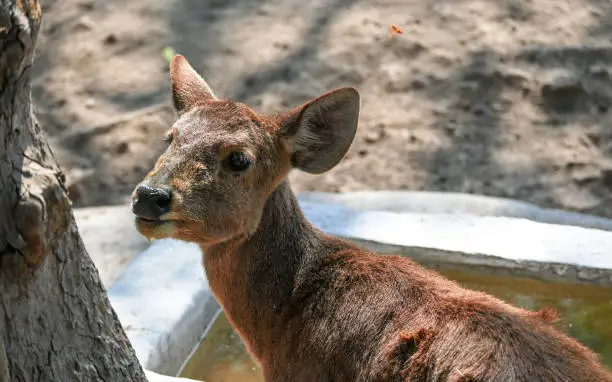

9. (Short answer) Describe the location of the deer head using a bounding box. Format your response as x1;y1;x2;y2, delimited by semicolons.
131;55;360;246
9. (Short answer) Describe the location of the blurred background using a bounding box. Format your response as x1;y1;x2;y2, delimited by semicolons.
33;0;612;214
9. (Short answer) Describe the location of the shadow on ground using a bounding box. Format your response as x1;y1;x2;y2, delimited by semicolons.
29;0;612;218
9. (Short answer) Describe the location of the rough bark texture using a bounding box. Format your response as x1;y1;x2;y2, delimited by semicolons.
0;1;147;381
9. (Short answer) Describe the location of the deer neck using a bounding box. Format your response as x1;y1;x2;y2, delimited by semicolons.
202;179;323;357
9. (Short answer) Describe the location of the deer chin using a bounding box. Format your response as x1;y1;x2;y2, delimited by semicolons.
135;217;178;241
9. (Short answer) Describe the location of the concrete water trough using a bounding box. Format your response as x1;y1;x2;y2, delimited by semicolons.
76;191;612;381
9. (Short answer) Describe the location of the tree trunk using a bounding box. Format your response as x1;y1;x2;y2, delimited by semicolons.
0;1;147;381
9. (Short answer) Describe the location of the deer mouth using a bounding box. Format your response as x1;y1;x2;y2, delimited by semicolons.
135;216;171;225
135;214;183;227
137;216;162;223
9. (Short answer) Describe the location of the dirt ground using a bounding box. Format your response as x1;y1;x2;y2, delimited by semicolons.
33;0;612;218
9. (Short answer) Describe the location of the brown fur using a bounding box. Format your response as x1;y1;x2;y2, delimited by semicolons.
132;55;612;382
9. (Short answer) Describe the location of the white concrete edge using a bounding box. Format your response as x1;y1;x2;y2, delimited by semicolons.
106;199;612;382
106;239;219;381
74;204;150;288
297;191;612;232
175;308;223;377
299;201;612;273
145;370;199;382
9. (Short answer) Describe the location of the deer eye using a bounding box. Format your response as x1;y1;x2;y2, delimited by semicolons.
225;151;252;172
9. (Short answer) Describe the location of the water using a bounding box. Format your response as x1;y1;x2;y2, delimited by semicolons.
179;265;612;381
179;310;263;382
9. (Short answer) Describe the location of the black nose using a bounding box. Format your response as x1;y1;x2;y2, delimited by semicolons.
132;185;172;220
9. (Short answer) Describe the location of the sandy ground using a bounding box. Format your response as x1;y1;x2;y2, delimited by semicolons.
33;0;612;218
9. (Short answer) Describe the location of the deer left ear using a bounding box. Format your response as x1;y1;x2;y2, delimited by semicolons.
280;87;360;174
170;54;216;115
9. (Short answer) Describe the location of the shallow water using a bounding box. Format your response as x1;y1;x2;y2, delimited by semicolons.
179;266;612;381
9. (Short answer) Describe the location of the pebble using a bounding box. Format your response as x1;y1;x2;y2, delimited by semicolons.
104;34;119;45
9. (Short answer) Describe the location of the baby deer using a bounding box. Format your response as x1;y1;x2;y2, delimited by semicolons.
132;55;612;381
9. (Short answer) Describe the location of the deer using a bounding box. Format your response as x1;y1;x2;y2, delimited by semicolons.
131;54;612;382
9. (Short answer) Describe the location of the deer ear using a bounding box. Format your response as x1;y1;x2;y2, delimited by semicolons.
170;54;216;114
281;87;360;174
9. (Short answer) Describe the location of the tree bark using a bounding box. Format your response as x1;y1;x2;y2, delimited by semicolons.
0;1;147;381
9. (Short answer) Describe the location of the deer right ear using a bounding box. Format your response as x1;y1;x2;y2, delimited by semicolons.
170;55;216;114
280;87;360;174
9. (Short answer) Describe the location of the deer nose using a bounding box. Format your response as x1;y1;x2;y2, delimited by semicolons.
131;185;172;220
